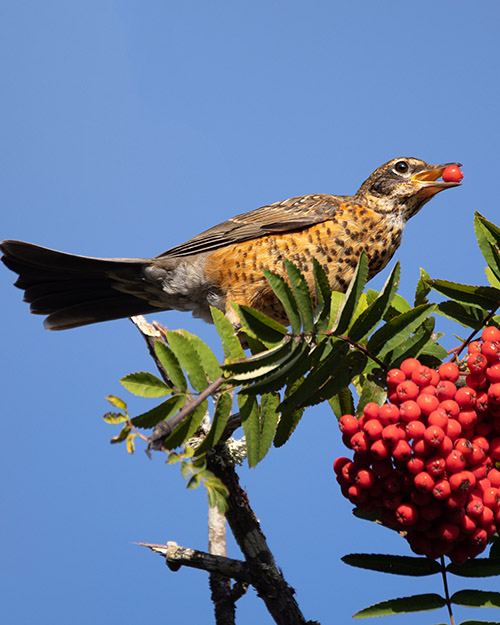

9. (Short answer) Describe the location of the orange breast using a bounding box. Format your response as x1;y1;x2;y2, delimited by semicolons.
205;204;402;323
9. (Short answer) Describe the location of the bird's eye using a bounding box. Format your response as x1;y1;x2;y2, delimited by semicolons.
394;160;409;174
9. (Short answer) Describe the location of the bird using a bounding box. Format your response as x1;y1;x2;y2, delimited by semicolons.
1;157;461;331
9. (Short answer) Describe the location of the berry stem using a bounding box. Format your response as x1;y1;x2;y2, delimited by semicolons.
439;556;455;625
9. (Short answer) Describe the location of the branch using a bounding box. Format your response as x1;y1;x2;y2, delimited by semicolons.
206;451;319;625
136;541;253;583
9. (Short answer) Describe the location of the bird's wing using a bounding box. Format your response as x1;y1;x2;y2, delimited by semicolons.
156;194;343;258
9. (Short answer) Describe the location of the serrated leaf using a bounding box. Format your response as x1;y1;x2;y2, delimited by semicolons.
285;259;314;333
231;304;288;346
165;331;208;392
126;434;135;454
308;350;367;406
328;387;355;420
313;257;332;331
328;291;346;331
428;280;500;311
162;401;208;450
486;266;500;289
103;412;127;425
106;395;127;411
211;306;245;360
120;371;172;397
258;392;280;463
195;391;233;455
178;330;221;382
385;317;437;367
238;342;310;395
332;251;369;335
223;338;293;377
414;267;431;306
274;406;304;447
353;593;446;618
154;340;187;390
238;394;260;467
437;300;490;330
207;484;229;514
383;293;412;321
475;212;500;281
131;395;186;428
447;558;500;578
348;262;400;343
342;554;441;576
110;424;131;444
451;590;500;608
263;269;301;334
166;451;180;464
367;304;435;359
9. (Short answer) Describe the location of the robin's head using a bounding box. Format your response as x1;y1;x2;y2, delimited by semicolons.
355;157;462;220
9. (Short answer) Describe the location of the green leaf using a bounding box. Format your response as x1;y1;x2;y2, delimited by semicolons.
486;266;500;289
428;280;500;311
447;558;500;578
238;342;310;395
106;395;127;411
103;412;127;425
162;401;208;450
258;392;280;463
414;267;431;306
367;304;436;359
383;293;412;321
154;341;187;390
231;304;288;346
238;394;260;467
195;391;233;455
451;590;500;608
178;331;221;383
187;474;201;490
223;339;294;381
437;301;491;330
308;350;367;406
120;371;172;397
489;537;500;559
285;259;314;333
165;330;208;392
328;291;346;331
155;341;187;391
131;395;186;428
356;375;387;416
263;268;301;334
211;306;245;361
459;621;500;625
348;262;400;343
385;317;438;366
332;251;369;336
353;593;446;618
274;406;304;447
126;434;135;454
110;424;131;444
328;387;355;420
342;553;441;576
475;212;500;281
313;257;332;331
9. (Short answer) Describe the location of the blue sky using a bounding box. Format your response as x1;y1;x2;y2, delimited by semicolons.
2;2;500;624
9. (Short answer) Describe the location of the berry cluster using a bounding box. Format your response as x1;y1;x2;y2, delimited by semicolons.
334;326;500;564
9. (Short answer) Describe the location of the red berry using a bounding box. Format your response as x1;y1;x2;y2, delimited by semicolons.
363;402;380;420
439;399;460;419
483;487;500;509
449;470;476;493
382;423;404;444
455;386;477;410
379;403;400;424
487;363;500;383
392;439;412;462
399;400;421;422
395;503;419;526
412;438;430;456
411;365;433;387
436;380;457;401
445;418;462;441
441;164;463;183
371;460;393;478
407;456;425;474
468;340;483;354
458;409;478;429
382;491;402;509
386;368;406;387
420;500;443;521
482;326;500;343
414;471;435;492
433;479;451;500
438;362;460;382
406;420;426;440
467;498;484;517
416;393;439;416
370;439;391;460
400;358;422;377
363;418;384;439
446;449;467;472
339;414;359;435
428;408;448;428
333;457;351;476
347;484;369;504
467;352;488;374
437;521;460;541
350;431;370;454
396;380;420;402
468;444;486;465
487;468;500;487
465;372;487;390
424;425;445;447
470;527;488;548
482;341;500;363
425;455;446;477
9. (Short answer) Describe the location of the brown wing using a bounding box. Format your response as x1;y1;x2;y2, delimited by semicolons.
156;193;344;258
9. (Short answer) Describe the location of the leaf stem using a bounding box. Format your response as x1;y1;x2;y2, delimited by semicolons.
440;556;455;625
447;308;498;358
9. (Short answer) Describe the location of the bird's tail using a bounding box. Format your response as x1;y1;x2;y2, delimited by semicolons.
1;240;163;330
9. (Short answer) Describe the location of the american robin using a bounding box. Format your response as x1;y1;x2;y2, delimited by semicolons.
1;157;461;331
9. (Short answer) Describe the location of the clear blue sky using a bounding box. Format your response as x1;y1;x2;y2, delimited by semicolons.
1;2;500;624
